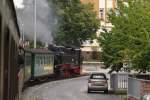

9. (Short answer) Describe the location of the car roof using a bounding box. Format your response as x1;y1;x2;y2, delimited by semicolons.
144;94;150;98
90;73;106;76
91;72;105;74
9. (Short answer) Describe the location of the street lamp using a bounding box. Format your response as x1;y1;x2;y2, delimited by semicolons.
34;0;37;48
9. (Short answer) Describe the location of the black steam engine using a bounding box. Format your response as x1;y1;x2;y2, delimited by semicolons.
49;45;82;78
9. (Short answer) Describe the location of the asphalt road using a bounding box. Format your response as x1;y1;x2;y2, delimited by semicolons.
21;76;123;100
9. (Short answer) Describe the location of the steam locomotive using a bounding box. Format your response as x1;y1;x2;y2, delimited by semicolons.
49;45;82;77
22;45;83;84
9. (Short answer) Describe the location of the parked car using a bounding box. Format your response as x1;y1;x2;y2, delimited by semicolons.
143;94;150;100
87;73;108;93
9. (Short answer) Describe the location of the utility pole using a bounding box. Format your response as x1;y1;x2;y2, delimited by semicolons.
22;23;24;41
34;0;37;48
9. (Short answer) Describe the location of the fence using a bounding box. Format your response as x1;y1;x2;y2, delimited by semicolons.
128;76;150;100
128;77;141;100
110;73;128;93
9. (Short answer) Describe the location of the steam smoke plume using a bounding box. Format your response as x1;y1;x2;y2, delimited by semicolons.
15;0;58;43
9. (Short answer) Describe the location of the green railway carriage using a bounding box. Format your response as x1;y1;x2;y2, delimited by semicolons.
24;51;32;83
24;49;54;81
31;49;54;79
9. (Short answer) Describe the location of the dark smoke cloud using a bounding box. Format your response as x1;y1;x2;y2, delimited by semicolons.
16;0;58;43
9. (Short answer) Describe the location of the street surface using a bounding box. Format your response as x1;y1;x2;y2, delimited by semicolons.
81;63;111;74
21;76;123;100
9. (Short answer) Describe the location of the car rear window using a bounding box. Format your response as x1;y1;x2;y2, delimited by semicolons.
90;74;106;79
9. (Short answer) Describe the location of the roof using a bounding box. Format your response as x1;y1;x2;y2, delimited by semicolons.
25;48;52;54
10;0;21;37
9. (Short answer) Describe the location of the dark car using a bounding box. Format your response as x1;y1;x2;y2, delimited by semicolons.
87;73;108;93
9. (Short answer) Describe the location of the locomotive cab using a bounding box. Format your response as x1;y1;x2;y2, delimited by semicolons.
48;45;82;78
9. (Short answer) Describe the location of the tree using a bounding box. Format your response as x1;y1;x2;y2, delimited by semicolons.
98;0;150;72
50;0;100;47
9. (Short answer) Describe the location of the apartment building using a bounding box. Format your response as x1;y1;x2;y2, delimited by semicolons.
80;0;99;17
99;0;116;30
81;0;116;25
80;0;117;61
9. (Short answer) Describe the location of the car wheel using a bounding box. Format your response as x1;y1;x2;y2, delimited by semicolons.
104;90;108;94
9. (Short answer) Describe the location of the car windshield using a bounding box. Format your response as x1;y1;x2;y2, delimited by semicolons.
143;96;150;100
90;74;106;79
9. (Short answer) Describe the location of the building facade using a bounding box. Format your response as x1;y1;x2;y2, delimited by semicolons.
99;0;117;30
81;0;117;27
80;0;117;61
80;0;99;17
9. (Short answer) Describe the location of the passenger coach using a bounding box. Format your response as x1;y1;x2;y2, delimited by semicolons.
0;0;20;100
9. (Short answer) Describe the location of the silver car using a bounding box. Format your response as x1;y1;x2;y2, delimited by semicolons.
143;94;150;100
87;73;108;93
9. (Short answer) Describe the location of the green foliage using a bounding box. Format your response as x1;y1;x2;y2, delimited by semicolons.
98;0;150;71
50;0;100;47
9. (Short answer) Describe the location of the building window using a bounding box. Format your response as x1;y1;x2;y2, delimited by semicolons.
100;8;104;20
86;52;90;54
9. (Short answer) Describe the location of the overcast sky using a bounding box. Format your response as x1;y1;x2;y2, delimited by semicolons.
13;0;58;43
13;0;25;9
